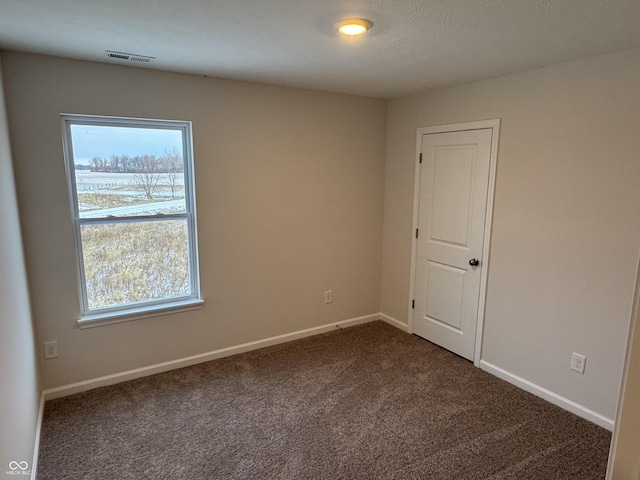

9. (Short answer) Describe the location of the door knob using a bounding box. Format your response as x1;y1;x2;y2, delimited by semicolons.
469;258;480;267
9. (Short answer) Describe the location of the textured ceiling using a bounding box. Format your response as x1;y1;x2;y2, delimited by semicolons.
0;0;638;98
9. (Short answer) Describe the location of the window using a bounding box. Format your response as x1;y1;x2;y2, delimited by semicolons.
62;115;202;327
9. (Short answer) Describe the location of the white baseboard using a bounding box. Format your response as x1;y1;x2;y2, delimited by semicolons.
30;391;45;480
43;313;381;401
379;313;409;332
480;360;615;431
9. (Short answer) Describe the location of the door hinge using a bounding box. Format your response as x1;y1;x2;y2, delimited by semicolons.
419;153;422;164
415;228;419;239
412;299;415;309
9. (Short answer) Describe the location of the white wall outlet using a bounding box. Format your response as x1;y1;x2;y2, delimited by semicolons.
44;340;59;359
571;352;586;374
324;290;333;304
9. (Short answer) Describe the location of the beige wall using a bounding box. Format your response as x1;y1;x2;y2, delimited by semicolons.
0;60;40;473
382;48;640;420
1;52;386;390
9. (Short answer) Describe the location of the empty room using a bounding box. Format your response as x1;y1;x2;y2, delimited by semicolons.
1;1;640;479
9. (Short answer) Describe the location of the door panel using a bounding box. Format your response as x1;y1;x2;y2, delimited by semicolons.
430;145;475;246
424;261;465;331
413;128;492;361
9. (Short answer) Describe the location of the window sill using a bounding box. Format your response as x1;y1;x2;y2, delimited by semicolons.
77;298;204;329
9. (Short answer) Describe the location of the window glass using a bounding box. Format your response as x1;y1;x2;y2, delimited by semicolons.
69;124;187;217
80;218;190;310
63;115;201;321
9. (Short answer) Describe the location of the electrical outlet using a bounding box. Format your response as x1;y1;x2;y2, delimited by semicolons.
44;341;59;359
570;352;586;374
324;290;333;304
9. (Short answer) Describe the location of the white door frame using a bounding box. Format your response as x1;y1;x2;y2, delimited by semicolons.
407;119;500;367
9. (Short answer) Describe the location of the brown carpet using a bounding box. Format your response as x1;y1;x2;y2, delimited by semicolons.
37;321;611;479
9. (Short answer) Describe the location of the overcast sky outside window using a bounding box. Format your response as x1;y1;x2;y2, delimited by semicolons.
70;125;183;164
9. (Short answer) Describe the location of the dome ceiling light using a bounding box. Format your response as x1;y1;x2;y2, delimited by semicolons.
337;19;373;36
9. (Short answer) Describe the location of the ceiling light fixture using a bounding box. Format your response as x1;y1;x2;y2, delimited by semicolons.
337;18;372;36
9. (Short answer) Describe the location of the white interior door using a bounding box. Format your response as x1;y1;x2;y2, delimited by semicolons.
412;128;493;361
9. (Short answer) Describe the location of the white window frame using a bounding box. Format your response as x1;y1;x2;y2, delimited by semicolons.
61;114;203;328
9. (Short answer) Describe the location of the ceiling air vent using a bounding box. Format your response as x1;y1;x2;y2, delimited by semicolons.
104;51;155;64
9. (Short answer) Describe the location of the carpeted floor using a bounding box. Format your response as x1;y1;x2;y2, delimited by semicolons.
37;321;611;479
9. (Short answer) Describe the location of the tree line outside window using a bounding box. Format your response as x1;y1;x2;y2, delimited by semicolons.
76;151;184;201
78;150;184;174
